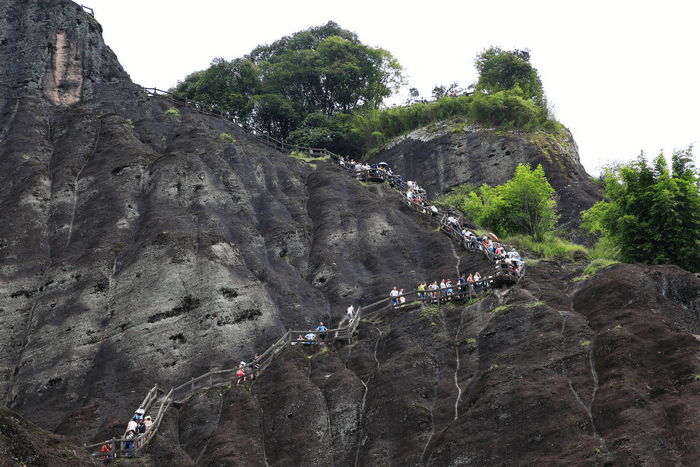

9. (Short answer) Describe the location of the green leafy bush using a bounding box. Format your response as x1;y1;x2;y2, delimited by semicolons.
220;133;236;143
438;164;558;242
474;47;543;102
581;146;700;272
165;107;180;117
468;87;546;131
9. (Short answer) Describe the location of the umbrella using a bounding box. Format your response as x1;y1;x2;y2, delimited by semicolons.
378;162;389;167
489;232;499;241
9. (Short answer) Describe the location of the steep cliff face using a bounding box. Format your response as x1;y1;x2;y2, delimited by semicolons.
3;2;700;467
141;262;700;467
370;121;603;231
0;0;469;446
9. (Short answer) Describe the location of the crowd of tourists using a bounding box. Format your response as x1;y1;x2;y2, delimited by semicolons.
98;154;523;460
290;304;357;347
99;408;154;459
337;158;525;309
236;352;261;384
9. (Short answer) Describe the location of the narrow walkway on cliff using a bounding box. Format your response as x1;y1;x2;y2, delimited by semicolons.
84;88;523;460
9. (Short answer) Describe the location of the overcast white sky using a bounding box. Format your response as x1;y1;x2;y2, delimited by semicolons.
84;0;699;175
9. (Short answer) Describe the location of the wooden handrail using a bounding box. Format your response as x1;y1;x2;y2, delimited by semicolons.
141;87;342;162
80;4;94;16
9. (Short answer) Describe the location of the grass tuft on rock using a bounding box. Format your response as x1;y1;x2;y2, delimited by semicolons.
503;232;589;262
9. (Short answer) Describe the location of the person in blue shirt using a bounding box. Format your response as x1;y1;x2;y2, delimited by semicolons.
316;322;327;344
305;330;316;345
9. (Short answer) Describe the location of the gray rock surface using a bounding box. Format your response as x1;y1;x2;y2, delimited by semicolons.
0;0;470;447
3;2;700;466
370;120;603;231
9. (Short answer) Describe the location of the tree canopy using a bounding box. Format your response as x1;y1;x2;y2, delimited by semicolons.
473;47;544;104
437;164;559;242
582;146;700;273
464;47;555;132
171;22;403;143
171;38;562;156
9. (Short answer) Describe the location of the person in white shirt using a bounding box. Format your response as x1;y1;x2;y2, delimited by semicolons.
127;417;138;433
390;287;399;306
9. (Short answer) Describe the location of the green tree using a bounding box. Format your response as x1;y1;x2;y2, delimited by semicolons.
464;47;554;132
582;146;700;272
437;164;559;241
286;111;349;153
431;81;463;100
174;58;260;121
171;22;403;142
482;164;559;241
473;47;544;104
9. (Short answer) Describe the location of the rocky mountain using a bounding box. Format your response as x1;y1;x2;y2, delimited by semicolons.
2;1;700;466
368;121;603;232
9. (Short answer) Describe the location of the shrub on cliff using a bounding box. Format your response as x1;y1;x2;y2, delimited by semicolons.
468;85;545;131
468;47;554;132
437;163;559;242
582;146;700;273
348;47;560;155
473;47;544;105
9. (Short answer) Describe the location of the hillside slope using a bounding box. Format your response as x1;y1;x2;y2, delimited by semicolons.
2;1;700;466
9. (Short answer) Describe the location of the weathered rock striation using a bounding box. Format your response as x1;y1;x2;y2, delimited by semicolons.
2;1;700;466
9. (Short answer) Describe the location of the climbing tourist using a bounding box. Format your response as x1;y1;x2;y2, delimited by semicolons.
305;330;316;344
430;281;439;302
127;416;138;434
144;416;153;429
317;322;327;344
418;282;426;299
137;419;146;447
347;304;355;323
399;288;406;304
251;353;261;378
101;440;113;460
474;272;482;290
236;362;246;384
390;287;400;306
124;430;135;457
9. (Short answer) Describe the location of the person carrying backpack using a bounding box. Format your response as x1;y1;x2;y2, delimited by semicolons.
124;430;135;457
